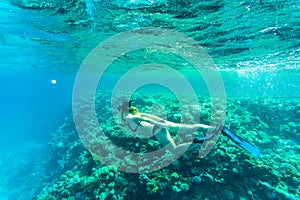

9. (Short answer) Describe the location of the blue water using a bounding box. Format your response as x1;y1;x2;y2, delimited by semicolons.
0;71;75;198
0;2;76;197
0;0;299;199
0;71;74;146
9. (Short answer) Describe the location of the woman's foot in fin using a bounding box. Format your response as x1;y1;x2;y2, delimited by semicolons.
193;120;225;144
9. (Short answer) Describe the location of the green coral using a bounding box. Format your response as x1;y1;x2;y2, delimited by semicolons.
35;93;300;199
172;181;189;193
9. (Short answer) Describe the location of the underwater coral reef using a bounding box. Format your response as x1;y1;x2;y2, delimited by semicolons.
34;91;300;199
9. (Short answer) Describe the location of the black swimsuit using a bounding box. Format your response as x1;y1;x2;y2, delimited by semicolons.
152;119;167;135
121;110;142;132
129;120;141;132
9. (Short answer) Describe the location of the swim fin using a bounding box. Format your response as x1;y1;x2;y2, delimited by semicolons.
193;120;224;143
221;127;260;157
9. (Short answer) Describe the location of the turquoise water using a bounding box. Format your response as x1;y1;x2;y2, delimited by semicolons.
0;0;299;199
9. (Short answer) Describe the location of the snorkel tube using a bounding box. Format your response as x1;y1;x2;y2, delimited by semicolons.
118;100;139;120
118;101;131;121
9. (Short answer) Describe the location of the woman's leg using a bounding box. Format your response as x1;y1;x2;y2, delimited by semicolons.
154;128;193;155
166;122;213;135
154;128;176;149
140;113;213;135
